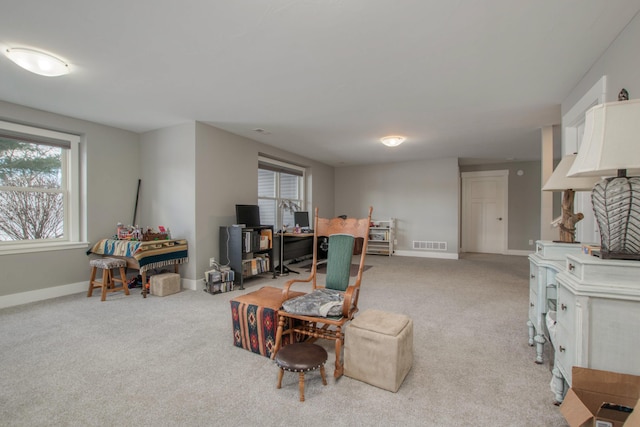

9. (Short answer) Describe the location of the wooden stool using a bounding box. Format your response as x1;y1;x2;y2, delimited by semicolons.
275;342;328;402
88;258;130;301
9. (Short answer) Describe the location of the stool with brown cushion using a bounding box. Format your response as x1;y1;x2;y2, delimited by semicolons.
88;257;130;301
275;342;328;402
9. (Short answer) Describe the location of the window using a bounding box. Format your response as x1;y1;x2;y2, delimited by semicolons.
258;156;305;231
0;120;83;254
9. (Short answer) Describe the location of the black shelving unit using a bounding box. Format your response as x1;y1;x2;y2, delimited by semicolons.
219;225;275;289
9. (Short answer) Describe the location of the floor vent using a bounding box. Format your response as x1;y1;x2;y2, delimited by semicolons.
413;240;447;251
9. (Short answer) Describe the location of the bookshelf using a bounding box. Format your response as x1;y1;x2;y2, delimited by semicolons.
367;218;395;256
219;225;275;289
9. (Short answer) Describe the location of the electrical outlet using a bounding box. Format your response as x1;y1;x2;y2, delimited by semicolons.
394;239;398;245
529;240;534;245
209;257;216;267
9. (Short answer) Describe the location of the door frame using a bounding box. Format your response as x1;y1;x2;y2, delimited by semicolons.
461;170;509;254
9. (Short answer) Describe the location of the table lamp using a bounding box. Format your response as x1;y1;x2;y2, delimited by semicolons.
542;154;600;243
567;91;640;259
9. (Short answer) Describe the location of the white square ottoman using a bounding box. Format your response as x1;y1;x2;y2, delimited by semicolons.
344;309;413;392
150;273;181;296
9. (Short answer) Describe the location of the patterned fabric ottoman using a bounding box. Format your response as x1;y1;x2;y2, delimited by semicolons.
231;286;306;358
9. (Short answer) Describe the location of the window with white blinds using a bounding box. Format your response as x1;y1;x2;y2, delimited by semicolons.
258;156;305;231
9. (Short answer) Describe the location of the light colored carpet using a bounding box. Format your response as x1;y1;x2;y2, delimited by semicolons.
0;253;567;426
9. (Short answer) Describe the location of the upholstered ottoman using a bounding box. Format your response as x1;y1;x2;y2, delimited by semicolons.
230;286;305;358
344;309;413;392
150;273;181;296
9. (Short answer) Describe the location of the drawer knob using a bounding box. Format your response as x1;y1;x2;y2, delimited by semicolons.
530;274;535;279
568;263;575;271
561;303;567;311
559;345;566;352
530;302;534;307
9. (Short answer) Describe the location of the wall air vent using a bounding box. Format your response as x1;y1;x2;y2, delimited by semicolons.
413;240;447;251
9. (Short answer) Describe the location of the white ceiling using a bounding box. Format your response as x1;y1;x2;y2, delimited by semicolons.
1;1;640;166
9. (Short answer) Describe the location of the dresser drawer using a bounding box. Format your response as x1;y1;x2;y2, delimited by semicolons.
554;322;575;384
555;284;575;338
565;254;640;285
535;241;583;260
529;261;538;288
529;288;538;329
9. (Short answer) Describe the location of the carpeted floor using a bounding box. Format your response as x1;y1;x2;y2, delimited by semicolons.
0;253;567;426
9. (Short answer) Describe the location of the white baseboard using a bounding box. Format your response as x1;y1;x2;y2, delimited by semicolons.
183;278;201;291
394;250;459;260
0;281;88;309
505;249;533;256
0;277;203;309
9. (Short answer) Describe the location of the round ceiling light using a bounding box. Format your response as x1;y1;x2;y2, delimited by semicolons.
380;135;406;147
5;48;70;77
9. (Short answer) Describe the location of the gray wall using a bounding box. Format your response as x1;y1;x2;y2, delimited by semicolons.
560;12;640;245
334;157;460;256
562;13;640;119
460;161;541;251
0;101;140;297
139;121;335;283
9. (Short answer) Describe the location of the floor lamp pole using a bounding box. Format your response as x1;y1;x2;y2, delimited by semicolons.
280;230;285;276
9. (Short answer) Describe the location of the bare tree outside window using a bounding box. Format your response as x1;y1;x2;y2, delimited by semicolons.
0;138;64;241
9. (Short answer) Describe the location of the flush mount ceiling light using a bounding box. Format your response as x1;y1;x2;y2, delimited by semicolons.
5;48;69;77
380;135;405;147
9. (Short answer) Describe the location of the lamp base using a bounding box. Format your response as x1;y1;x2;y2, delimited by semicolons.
591;175;640;260
556;189;584;243
592;251;640;261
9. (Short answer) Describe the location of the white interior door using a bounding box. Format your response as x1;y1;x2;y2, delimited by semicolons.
462;171;508;254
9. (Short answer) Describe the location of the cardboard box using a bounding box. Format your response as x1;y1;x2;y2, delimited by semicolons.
560;367;640;427
595;403;634;427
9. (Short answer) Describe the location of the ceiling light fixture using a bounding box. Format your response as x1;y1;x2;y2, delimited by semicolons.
5;48;70;77
380;135;405;147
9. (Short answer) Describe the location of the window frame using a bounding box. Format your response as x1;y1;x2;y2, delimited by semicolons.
258;156;306;231
0;120;86;255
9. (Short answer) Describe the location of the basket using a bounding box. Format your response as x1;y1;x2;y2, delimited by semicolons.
142;232;168;241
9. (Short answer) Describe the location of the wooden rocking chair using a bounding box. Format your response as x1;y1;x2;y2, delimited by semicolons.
272;206;373;378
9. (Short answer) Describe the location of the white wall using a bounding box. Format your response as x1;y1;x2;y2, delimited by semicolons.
335;157;460;257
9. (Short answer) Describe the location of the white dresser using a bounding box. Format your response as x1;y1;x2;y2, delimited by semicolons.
528;241;582;364
549;253;640;404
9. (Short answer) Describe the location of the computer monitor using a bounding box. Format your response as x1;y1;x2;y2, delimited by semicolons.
294;211;310;229
235;204;261;227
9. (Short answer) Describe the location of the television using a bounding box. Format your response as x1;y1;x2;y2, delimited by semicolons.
235;204;261;227
294;211;310;229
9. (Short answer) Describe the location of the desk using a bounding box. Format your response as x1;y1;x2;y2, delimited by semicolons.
281;233;314;261
275;233;314;275
88;239;188;296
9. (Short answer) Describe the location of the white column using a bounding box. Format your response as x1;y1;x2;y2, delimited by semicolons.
540;126;555;241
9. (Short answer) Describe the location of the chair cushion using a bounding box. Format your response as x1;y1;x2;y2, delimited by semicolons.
325;234;355;291
282;288;344;317
274;342;328;372
90;257;127;269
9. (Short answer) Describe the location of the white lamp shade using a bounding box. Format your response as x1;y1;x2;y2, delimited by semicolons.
542;154;600;191
567;99;640;177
